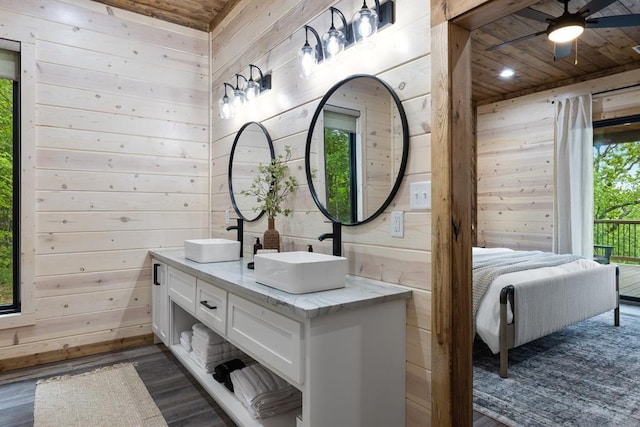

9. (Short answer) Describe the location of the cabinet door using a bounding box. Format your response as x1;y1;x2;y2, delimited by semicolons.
227;294;304;384
168;266;197;314
151;259;169;345
195;279;227;336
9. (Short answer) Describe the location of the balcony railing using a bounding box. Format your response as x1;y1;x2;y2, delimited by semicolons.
594;219;640;264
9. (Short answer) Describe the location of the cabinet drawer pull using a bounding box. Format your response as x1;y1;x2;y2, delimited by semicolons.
153;263;161;286
200;301;217;310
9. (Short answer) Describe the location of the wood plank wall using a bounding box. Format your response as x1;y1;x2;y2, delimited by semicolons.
0;0;209;364
476;69;640;251
208;0;432;424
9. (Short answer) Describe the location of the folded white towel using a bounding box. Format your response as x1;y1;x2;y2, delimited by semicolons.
192;323;226;345
189;348;248;373
191;339;237;357
231;364;302;419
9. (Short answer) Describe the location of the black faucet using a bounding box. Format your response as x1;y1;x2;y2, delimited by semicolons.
225;218;244;258
318;221;342;257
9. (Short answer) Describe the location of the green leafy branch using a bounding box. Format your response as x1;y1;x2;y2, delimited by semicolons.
240;145;298;218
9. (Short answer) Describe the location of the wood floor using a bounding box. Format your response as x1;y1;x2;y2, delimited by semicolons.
0;342;504;426
0;344;236;427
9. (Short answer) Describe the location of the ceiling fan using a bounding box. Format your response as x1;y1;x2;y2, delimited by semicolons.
487;0;640;59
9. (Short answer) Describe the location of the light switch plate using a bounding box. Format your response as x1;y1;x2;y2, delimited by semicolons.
391;211;404;238
410;181;431;210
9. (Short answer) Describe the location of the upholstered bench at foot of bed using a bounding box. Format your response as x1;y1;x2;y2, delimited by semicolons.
498;265;619;378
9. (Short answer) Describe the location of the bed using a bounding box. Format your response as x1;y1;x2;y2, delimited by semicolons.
473;247;619;378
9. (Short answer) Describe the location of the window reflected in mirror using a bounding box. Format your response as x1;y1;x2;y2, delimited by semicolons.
306;75;408;226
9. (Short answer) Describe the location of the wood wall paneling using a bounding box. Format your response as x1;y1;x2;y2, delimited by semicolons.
477;69;640;252
0;0;209;372
211;0;432;424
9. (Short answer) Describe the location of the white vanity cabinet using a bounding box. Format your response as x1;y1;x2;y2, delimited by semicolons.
151;258;169;346
150;249;411;427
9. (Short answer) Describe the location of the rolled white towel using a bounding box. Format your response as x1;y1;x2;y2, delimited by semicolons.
180;336;192;352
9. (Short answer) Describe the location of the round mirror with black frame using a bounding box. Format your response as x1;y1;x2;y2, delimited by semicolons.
228;122;275;222
305;74;409;226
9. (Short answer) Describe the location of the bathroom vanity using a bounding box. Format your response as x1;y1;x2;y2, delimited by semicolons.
150;248;412;427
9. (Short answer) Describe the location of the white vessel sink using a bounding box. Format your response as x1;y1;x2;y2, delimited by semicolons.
184;238;241;263
254;251;347;294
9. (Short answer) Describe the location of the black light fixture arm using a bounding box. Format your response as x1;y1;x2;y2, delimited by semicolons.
249;64;272;92
330;7;351;43
304;25;324;63
223;82;234;96
235;73;247;90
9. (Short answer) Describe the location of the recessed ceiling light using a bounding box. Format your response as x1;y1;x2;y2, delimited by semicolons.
499;68;515;79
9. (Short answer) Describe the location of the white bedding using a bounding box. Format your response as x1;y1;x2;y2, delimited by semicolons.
473;247;604;353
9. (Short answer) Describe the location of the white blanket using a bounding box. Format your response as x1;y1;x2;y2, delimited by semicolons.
473;247;607;353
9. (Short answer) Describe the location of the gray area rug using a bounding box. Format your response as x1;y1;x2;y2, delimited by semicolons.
473;309;640;426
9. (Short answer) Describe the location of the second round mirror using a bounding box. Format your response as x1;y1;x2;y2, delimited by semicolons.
228;122;275;221
305;74;409;226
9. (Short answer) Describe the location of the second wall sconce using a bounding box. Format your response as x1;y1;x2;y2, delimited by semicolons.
300;25;323;78
299;0;395;77
218;64;272;120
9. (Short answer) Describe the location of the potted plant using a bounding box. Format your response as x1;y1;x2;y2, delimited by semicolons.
241;145;298;251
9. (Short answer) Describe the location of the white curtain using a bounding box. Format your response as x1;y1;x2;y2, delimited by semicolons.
554;94;593;257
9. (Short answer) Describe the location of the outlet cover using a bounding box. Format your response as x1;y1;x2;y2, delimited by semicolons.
391;211;404;238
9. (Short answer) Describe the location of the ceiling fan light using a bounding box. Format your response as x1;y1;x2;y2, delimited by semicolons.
547;18;584;43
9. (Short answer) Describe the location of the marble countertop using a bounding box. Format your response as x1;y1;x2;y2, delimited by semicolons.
149;249;412;320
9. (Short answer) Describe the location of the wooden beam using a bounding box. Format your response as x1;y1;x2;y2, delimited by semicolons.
0;335;154;372
452;0;539;30
208;0;243;32
431;18;474;427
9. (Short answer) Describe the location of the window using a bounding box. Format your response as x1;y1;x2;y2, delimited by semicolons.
323;107;362;224
593;113;640;302
0;41;20;315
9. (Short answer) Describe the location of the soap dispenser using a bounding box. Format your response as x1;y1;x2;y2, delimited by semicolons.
247;238;262;270
254;238;262;255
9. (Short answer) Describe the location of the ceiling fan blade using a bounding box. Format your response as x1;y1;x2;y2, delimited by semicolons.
554;42;572;59
486;30;547;51
577;0;617;17
515;7;556;23
586;15;640;28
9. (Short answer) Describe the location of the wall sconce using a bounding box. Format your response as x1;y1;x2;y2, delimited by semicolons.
298;1;395;76
219;83;235;120
233;74;247;110
245;64;272;101
300;25;323;78
322;7;350;61
218;66;273;120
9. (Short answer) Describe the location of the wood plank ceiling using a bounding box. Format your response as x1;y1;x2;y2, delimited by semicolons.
471;0;640;104
90;0;237;31
90;0;640;104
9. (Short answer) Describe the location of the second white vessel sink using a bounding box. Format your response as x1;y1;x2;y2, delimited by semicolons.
254;251;347;294
184;238;241;263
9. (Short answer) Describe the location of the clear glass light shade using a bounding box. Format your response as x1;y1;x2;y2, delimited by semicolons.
548;24;584;43
322;27;346;60
245;80;261;101
352;6;378;47
233;88;246;110
299;43;317;78
219;95;234;119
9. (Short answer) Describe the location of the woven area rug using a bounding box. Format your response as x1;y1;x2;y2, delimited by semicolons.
473;309;640;427
33;363;168;427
